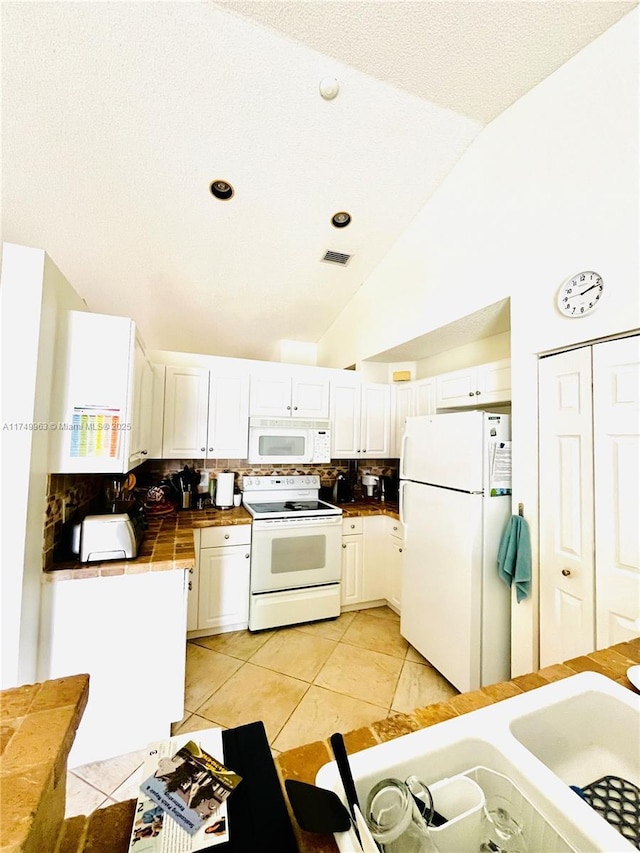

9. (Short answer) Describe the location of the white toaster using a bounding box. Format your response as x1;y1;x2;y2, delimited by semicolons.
71;513;141;562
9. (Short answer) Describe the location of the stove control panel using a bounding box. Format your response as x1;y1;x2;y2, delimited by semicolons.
242;475;320;492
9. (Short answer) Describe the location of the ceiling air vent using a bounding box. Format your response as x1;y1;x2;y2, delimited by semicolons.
321;250;352;266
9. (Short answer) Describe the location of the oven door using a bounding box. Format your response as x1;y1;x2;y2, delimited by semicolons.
248;427;312;464
250;515;342;593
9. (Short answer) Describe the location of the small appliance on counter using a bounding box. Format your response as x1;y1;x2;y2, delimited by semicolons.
361;472;379;497
332;473;353;503
71;511;145;563
214;471;235;509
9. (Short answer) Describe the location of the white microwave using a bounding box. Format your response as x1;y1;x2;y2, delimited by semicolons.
248;417;331;464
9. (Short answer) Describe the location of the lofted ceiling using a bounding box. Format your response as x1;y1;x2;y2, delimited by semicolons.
1;1;635;363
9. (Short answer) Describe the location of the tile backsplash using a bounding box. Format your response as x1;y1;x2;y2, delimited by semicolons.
43;458;400;567
43;474;105;568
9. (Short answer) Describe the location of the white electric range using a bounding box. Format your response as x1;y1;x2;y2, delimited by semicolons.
242;476;343;631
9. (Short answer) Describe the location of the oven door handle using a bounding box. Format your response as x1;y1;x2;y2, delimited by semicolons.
252;515;342;530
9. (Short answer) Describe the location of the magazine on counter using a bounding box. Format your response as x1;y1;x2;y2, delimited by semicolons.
127;728;240;852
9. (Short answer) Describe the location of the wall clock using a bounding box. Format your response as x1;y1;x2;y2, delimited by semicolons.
556;271;604;317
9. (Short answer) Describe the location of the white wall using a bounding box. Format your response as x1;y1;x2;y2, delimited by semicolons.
319;10;639;674
0;243;86;687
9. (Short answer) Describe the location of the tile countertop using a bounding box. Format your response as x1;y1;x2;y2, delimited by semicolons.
274;638;640;853
44;505;252;581
44;501;398;581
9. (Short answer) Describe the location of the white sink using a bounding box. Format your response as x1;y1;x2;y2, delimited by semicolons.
316;672;640;852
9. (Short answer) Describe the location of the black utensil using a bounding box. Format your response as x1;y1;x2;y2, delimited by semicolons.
284;779;352;834
329;732;361;841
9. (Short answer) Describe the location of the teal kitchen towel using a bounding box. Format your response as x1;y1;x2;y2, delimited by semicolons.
497;515;532;603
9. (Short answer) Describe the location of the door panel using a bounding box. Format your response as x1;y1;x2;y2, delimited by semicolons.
593;335;640;647
538;347;595;666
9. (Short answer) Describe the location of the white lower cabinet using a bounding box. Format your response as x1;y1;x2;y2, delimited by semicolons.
341;517;363;606
38;570;187;767
388;519;404;613
340;513;404;611
189;525;251;635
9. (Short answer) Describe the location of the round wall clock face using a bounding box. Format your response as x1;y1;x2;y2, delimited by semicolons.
556;271;604;317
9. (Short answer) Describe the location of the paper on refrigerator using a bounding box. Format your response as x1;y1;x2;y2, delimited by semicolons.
127;728;230;852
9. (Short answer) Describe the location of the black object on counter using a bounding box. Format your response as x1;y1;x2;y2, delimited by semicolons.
217;721;298;852
329;732;360;832
285;779;351;833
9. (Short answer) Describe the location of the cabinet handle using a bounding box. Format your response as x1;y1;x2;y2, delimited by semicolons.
562;568;571;577
188;581;192;591
393;525;398;531
468;392;474;397
224;534;230;539
245;553;250;558
287;405;291;410
189;567;193;574
399;548;403;553
342;543;347;549
208;447;213;452
475;390;481;395
201;447;206;452
293;405;298;410
141;450;148;455
350;523;355;529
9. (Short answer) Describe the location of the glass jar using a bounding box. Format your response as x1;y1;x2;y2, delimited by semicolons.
365;778;439;853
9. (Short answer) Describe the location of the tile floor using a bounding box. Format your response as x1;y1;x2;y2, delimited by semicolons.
65;605;458;818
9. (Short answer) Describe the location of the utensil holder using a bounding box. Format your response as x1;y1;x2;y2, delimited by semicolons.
425;774;485;853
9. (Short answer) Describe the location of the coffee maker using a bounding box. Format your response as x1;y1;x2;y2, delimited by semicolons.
332;473;352;503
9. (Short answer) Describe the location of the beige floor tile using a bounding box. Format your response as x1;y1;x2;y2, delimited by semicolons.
391;661;459;714
110;763;146;803
70;748;147;794
184;643;243;712
294;611;356;641
361;605;400;622
190;629;274;660
195;662;309;744
341;611;408;659
172;713;224;737
273;685;388;753
405;644;432;664
249;627;337;682
314;643;403;707
65;772;112;818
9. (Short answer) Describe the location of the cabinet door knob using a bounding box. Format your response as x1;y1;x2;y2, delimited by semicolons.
201;447;206;452
188;581;192;591
189;567;193;574
208;447;213;452
350;523;355;529
393;525;398;531
475;390;481;395
293;405;298;410
561;568;571;577
141;450;148;455
399;548;403;553
468;391;474;397
245;553;250;558
287;405;291;410
342;543;347;549
224;534;230;539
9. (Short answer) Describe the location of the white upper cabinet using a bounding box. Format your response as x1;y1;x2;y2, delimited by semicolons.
436;358;511;409
414;378;436;416
331;375;390;459
49;311;138;474
249;369;329;418
162;365;249;459
207;371;250;457
162;366;210;457
127;338;154;470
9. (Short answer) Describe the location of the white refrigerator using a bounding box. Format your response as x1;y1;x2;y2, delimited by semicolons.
399;411;512;693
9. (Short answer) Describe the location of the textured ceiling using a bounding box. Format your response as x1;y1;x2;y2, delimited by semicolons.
1;1;635;363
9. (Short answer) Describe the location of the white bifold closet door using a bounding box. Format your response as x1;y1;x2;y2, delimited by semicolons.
538;334;639;667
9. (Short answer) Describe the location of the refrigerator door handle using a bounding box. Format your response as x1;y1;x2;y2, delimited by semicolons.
399;431;409;479
399;480;407;531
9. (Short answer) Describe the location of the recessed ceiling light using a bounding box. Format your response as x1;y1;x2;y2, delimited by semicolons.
331;211;351;228
210;180;234;200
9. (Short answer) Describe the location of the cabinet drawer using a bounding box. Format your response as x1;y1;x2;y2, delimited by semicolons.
342;517;363;535
200;524;251;549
